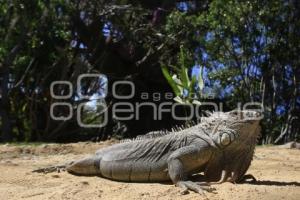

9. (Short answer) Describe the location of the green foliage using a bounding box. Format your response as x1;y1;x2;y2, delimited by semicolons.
162;46;204;105
80;101;106;126
1;0;299;143
163;0;300;143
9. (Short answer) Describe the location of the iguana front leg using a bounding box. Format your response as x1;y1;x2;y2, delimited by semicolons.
167;145;216;194
209;170;257;184
229;172;257;183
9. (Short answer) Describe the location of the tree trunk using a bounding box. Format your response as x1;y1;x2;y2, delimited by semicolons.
0;67;13;142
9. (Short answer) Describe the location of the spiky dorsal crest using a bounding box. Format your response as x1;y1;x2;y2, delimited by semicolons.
119;120;199;143
119;111;238;144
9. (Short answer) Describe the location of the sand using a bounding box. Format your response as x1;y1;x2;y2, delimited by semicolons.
0;141;299;200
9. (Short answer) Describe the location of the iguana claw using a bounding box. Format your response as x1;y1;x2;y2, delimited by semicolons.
177;181;216;195
239;174;257;183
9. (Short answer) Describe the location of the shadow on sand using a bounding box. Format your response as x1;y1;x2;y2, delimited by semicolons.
242;180;300;187
190;174;300;187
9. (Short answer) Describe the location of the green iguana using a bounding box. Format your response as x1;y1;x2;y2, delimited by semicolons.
33;110;261;194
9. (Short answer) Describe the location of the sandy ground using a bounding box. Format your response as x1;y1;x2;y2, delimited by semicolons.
0;141;299;200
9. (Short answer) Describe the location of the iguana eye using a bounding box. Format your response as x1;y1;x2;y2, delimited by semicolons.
220;133;231;146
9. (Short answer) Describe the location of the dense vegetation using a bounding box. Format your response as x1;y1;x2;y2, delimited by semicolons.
0;0;299;143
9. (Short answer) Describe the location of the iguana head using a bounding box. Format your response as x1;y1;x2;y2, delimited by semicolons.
202;110;262;147
224;110;261;144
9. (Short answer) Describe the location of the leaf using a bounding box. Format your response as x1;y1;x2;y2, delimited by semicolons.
192;100;202;105
173;96;191;105
161;66;181;96
22;103;27;112
197;66;204;91
180;66;190;88
172;74;184;95
189;74;198;98
179;47;190;89
173;96;185;104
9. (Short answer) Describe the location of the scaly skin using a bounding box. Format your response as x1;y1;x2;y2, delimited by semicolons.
67;128;219;181
33;110;261;194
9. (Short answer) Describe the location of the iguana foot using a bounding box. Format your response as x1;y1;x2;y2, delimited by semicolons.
239;174;257;183
176;181;216;195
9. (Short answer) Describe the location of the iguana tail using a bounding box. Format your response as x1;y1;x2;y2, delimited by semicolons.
66;156;100;176
32;156;100;176
32;162;73;173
